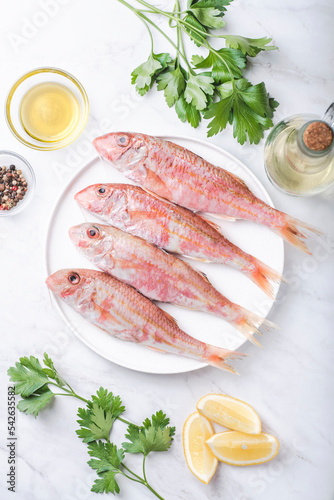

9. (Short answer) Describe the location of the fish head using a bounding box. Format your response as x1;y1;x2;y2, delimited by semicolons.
75;183;115;213
69;223;116;260
74;183;129;219
46;269;97;305
93;132;148;173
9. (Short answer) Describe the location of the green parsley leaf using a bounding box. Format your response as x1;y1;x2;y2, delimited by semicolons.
91;387;125;418
131;52;171;95
89;402;115;441
157;67;186;107
205;79;277;143
77;405;113;442
87;441;124;494
143;410;176;436
188;0;226;29
184;73;214;110
183;14;207;46
224;35;278;56
8;356;49;397
269;97;279;117
122;411;175;456
17;386;54;418
191;54;205;66
194;48;246;83
188;0;233;15
42;353;66;388
204;89;233;136
77;387;125;443
175;94;202;127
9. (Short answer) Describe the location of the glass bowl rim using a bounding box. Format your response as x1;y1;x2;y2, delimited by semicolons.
5;67;89;151
0;150;36;216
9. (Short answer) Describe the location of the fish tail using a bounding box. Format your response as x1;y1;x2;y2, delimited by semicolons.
205;346;245;374
248;260;287;299
274;215;322;255
231;306;278;347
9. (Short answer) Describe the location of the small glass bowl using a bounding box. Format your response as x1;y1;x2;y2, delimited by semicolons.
5;67;89;151
0;151;36;217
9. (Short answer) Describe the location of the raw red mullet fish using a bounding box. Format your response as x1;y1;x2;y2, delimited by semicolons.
93;132;320;254
69;223;275;346
75;183;282;298
46;269;244;372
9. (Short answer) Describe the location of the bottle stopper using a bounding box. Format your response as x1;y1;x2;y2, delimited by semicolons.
303;121;333;151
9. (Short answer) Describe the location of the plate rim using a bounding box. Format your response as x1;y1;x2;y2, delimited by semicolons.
44;134;284;374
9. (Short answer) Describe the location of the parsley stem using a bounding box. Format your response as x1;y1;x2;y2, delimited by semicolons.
47;381;73;394
121;471;143;484
117;0;190;69
121;462;165;499
173;1;180;67
176;0;188;71
122;462;143;481
142;454;148;483
134;0;209;39
137;11;188;67
64;381;76;394
53;392;89;403
143;481;165;500
117;0;154;52
117;415;137;427
71;393;89;403
46;382;89;403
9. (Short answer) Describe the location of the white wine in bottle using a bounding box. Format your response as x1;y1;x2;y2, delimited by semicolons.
264;104;334;196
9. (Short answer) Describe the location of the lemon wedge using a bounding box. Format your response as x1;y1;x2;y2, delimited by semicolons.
197;393;261;434
206;431;279;466
183;411;218;484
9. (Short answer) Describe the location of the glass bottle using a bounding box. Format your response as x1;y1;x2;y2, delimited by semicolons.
264;103;334;196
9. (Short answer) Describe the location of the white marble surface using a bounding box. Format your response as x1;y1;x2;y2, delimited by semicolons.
1;1;334;499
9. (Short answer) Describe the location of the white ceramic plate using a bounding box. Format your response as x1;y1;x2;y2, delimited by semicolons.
45;135;284;374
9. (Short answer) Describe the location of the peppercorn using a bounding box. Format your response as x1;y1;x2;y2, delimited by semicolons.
0;164;28;211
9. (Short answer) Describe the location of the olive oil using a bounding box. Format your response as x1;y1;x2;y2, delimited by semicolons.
20;82;79;143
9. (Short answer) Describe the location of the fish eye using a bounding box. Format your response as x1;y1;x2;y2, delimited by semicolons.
68;272;80;285
87;226;100;239
96;185;108;197
117;135;130;147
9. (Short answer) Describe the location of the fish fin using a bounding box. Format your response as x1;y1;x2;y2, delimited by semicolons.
129;209;155;221
182;254;213;263
140;173;174;202
162;309;179;327
232;306;278;347
196;215;223;233
197;270;211;284
199;211;238;222
227;171;250;191
205;346;246;374
146;346;167;354
248;261;287;299
274;215;323;254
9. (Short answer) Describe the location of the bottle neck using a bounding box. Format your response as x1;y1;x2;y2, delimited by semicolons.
284;121;333;175
297;120;334;158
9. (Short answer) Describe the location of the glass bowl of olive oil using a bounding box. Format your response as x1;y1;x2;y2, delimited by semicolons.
5;68;89;151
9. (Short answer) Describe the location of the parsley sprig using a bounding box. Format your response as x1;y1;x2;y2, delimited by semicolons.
116;0;278;144
8;354;174;499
